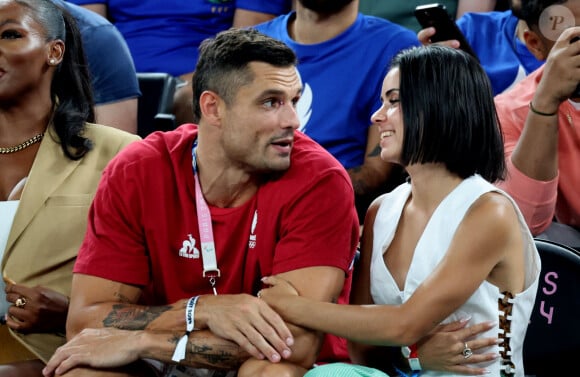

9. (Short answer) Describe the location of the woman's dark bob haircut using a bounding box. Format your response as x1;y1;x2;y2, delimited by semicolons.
391;45;506;182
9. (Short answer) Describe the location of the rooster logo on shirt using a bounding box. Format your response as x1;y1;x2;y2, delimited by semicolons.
179;234;200;259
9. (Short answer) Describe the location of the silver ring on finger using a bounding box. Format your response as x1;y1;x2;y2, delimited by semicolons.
462;342;473;359
15;297;27;309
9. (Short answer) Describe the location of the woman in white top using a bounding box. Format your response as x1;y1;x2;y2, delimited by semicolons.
260;45;541;377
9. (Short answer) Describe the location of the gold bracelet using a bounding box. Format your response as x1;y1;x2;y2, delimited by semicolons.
529;102;558;116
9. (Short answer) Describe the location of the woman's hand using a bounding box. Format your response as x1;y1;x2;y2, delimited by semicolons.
417;319;499;375
4;282;69;333
258;275;300;301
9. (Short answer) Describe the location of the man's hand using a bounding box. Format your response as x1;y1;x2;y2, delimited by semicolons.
535;27;580;111
42;328;143;376
417;27;460;49
196;294;294;363
417;319;498;375
4;281;69;333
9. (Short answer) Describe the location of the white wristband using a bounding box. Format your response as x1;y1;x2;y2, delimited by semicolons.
171;296;199;362
408;356;422;371
402;344;422;371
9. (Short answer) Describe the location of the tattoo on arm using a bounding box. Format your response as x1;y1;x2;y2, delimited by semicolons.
352;178;370;196
167;333;243;369
191;345;238;367
113;291;134;304
368;144;381;157
103;304;172;330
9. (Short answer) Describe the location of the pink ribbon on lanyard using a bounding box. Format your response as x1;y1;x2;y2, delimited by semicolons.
192;141;220;295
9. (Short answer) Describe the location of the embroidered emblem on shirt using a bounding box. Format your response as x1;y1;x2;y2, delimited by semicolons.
179;234;200;259
248;210;258;249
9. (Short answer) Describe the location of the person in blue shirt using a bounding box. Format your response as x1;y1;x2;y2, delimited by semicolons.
67;0;293;126
254;0;421;220
54;0;140;133
418;0;544;95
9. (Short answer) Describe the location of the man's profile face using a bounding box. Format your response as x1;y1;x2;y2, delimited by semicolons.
535;1;580;53
219;62;302;173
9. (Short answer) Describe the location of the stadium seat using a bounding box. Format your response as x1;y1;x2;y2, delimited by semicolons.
523;239;580;376
136;72;177;138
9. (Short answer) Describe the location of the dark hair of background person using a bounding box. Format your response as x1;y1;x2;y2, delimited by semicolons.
18;0;95;160
392;45;506;182
191;28;298;123
519;0;568;27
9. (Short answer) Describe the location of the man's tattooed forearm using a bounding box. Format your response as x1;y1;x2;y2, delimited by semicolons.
102;304;172;330
188;343;240;369
167;334;243;369
113;291;134;304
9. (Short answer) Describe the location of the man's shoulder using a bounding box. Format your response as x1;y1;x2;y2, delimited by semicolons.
457;9;513;29
292;132;345;166
105;125;195;170
252;13;289;35
274;132;351;190
355;14;420;50
358;13;417;37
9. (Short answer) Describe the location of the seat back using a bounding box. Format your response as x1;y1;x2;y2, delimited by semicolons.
137;72;177;138
523;239;580;376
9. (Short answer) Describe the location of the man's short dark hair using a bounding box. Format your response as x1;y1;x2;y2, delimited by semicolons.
391;45;506;182
519;0;569;28
192;28;298;122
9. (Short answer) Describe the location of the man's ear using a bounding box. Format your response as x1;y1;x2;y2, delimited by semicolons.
199;90;223;126
47;39;65;66
523;29;550;61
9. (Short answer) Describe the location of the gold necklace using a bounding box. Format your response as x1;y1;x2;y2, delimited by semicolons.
0;132;44;154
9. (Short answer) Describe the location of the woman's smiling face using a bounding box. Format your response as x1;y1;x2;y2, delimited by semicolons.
372;67;404;165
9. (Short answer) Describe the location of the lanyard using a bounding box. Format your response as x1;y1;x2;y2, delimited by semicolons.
192;140;219;295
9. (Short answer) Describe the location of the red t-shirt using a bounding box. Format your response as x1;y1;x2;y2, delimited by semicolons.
74;124;360;363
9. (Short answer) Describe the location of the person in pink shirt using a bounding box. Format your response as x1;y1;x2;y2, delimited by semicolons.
494;1;580;243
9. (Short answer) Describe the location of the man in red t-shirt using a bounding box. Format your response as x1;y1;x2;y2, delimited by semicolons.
43;28;359;377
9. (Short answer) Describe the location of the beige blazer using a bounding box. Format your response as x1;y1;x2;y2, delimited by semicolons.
1;123;140;363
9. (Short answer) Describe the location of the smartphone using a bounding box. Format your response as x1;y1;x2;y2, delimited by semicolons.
415;3;478;59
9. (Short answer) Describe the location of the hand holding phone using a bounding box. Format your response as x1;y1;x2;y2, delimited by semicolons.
571;36;580;98
415;3;478;59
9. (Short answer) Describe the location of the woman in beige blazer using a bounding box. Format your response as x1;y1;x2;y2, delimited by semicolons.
0;0;139;374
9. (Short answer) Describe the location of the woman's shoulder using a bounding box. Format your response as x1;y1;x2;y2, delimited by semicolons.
83;122;141;157
84;122;140;141
467;190;521;239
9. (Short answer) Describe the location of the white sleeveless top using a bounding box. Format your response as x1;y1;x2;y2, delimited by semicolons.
370;175;540;377
0;200;19;316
